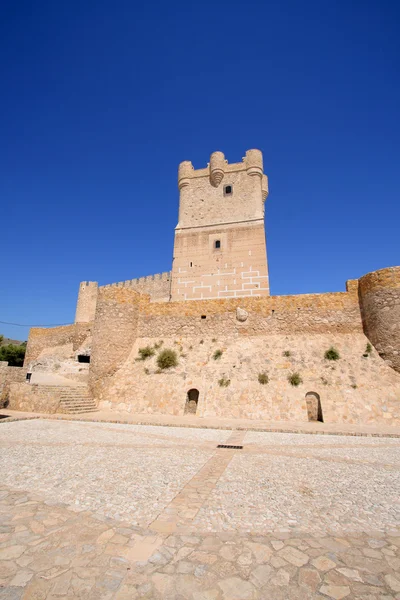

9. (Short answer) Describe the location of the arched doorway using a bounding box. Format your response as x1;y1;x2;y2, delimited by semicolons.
184;389;199;415
305;392;323;422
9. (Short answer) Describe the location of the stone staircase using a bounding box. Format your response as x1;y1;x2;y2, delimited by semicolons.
58;387;98;414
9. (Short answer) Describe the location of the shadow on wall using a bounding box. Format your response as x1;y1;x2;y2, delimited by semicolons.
305;391;323;422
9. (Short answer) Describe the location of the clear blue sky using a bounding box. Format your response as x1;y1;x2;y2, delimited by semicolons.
1;0;399;341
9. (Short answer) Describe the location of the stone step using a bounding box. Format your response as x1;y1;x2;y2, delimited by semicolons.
66;408;98;413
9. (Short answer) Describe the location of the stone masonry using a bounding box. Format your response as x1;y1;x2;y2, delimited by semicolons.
7;149;399;424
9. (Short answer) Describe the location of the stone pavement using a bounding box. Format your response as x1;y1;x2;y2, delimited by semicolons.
2;408;400;437
0;419;399;599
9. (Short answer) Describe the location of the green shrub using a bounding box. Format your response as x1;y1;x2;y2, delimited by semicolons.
157;349;178;370
213;349;223;360
154;341;163;350
351;383;357;389
288;372;302;386
283;350;291;358
0;342;26;367
218;377;231;387
212;338;217;343
258;372;269;385
137;346;155;361
363;342;373;357
324;347;340;361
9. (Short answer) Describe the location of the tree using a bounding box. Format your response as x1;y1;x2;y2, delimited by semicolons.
0;342;26;367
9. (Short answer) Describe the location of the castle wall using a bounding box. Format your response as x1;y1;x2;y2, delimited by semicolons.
138;288;363;338
96;333;400;425
89;287;141;395
24;323;92;366
101;271;171;302
359;266;400;373
75;282;98;323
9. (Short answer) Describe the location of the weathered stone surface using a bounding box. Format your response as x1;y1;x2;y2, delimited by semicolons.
236;308;248;322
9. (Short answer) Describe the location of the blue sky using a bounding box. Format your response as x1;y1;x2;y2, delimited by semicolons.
1;0;399;340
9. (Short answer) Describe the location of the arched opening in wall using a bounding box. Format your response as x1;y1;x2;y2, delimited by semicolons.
305;392;323;422
184;389;199;415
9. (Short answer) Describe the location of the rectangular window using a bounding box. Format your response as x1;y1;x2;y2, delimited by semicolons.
224;185;232;195
215;240;221;249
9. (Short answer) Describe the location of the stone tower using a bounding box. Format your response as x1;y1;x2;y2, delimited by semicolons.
170;149;270;301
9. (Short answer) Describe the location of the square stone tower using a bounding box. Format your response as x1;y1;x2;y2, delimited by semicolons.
170;149;270;301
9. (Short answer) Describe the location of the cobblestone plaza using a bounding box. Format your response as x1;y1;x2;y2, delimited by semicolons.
0;419;399;599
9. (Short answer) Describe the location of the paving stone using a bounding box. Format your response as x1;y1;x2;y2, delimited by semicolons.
218;576;257;599
320;584;351;599
249;564;273;588
298;567;322;590
311;556;337;571
278;546;309;567
0;422;399;599
0;546;26;560
384;574;400;593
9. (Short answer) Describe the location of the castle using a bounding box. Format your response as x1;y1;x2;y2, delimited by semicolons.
2;150;400;424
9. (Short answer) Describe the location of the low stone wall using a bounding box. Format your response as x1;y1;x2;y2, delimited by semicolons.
7;383;61;413
0;363;27;406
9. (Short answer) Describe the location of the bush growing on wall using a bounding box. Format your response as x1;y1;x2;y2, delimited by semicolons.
288;372;302;386
137;346;155;360
213;349;223;360
157;349;178;370
324;347;340;361
258;372;269;384
218;377;230;387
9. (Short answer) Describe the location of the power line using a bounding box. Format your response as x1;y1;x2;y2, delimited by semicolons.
0;320;73;328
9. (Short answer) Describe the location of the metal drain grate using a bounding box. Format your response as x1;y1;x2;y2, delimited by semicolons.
217;444;243;449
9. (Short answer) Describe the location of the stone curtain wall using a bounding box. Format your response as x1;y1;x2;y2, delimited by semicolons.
89;287;141;395
138;289;363;338
101;272;171;302
359;266;400;372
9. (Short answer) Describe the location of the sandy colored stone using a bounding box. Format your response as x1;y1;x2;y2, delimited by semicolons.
298;567;321;590
0;545;26;560
384;574;400;593
218;576;257;599
320;584;351;599
245;542;273;564
277;546;309;567
311;555;337;571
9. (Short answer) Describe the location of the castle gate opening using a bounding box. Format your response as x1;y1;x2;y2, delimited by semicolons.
184;389;199;415
305;392;323;422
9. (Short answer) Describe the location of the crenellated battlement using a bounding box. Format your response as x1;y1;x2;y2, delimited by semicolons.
178;149;268;197
101;271;171;289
